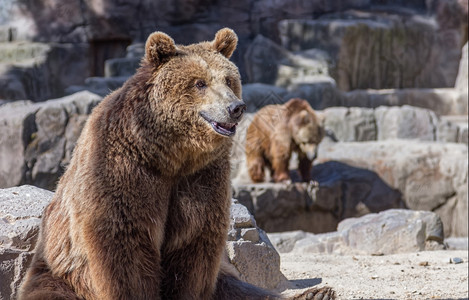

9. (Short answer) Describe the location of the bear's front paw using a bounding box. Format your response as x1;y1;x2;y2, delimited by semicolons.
274;172;290;183
290;286;335;300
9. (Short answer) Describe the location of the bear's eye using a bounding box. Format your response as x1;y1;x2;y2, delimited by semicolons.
226;77;232;87
195;80;207;89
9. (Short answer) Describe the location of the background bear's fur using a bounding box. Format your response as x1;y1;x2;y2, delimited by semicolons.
245;98;324;183
18;28;280;300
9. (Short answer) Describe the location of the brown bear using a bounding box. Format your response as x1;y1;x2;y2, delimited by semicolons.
18;29;334;300
245;98;324;183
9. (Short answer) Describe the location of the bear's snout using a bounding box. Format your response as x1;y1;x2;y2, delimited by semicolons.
227;100;246;120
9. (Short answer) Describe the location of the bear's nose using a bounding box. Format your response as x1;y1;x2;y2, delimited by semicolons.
228;101;247;119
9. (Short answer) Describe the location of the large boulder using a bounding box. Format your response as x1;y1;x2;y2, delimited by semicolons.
269;209;446;255
227;199;287;291
0;91;102;190
316;140;468;237
0;185;52;300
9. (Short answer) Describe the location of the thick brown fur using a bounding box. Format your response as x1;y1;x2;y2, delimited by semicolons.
19;28;279;300
245;98;324;183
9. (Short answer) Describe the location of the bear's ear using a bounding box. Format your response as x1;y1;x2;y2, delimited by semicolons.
145;31;177;66
211;28;238;58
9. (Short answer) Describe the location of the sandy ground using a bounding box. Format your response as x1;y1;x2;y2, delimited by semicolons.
280;250;468;300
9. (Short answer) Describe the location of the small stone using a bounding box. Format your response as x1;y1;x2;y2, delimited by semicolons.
240;228;260;243
450;257;463;264
419;261;429;267
371;275;379;279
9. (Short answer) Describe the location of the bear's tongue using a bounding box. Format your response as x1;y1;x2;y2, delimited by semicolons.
211;121;237;136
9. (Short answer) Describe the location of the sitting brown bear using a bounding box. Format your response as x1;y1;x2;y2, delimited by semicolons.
19;28;334;300
245;98;324;183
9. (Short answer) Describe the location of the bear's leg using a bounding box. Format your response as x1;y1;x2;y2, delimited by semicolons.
271;156;290;183
297;156;312;182
160;237;223;300
247;156;266;183
19;256;81;300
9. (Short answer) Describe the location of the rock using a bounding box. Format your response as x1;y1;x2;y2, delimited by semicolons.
450;257;463;264
322;105;467;143
0;185;52;250
242;35;343;108
125;43;145;59
104;57;140;78
227;199;287;291
275;49;332;88
0;42;90;101
1;0;465;92
278;10;463;91
281;209;446;255
374;105;438;141
66;77;128;97
455;42;468;91
267;231;312;253
437;115;468;144
241;83;289;113
0;100;37;189
316;140;468;237
241;81;343;113
445;237;469;250
244;35;290;84
323;107;377;142
283;79;343;110
0;185;52;300
233;183;337;234
0;91;102;190
0;249;34;300
233;162;403;234
310;161;403;219
342;88;466;116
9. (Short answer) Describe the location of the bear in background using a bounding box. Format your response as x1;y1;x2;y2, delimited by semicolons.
246;98;325;183
19;28;281;300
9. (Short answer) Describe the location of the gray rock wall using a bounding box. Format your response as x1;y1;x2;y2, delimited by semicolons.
0;42;90;101
0;0;466;100
0;91;102;190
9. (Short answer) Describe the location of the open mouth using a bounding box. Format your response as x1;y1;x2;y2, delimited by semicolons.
200;113;237;137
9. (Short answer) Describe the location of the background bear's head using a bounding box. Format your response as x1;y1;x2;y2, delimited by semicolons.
286;99;325;161
142;28;246;151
